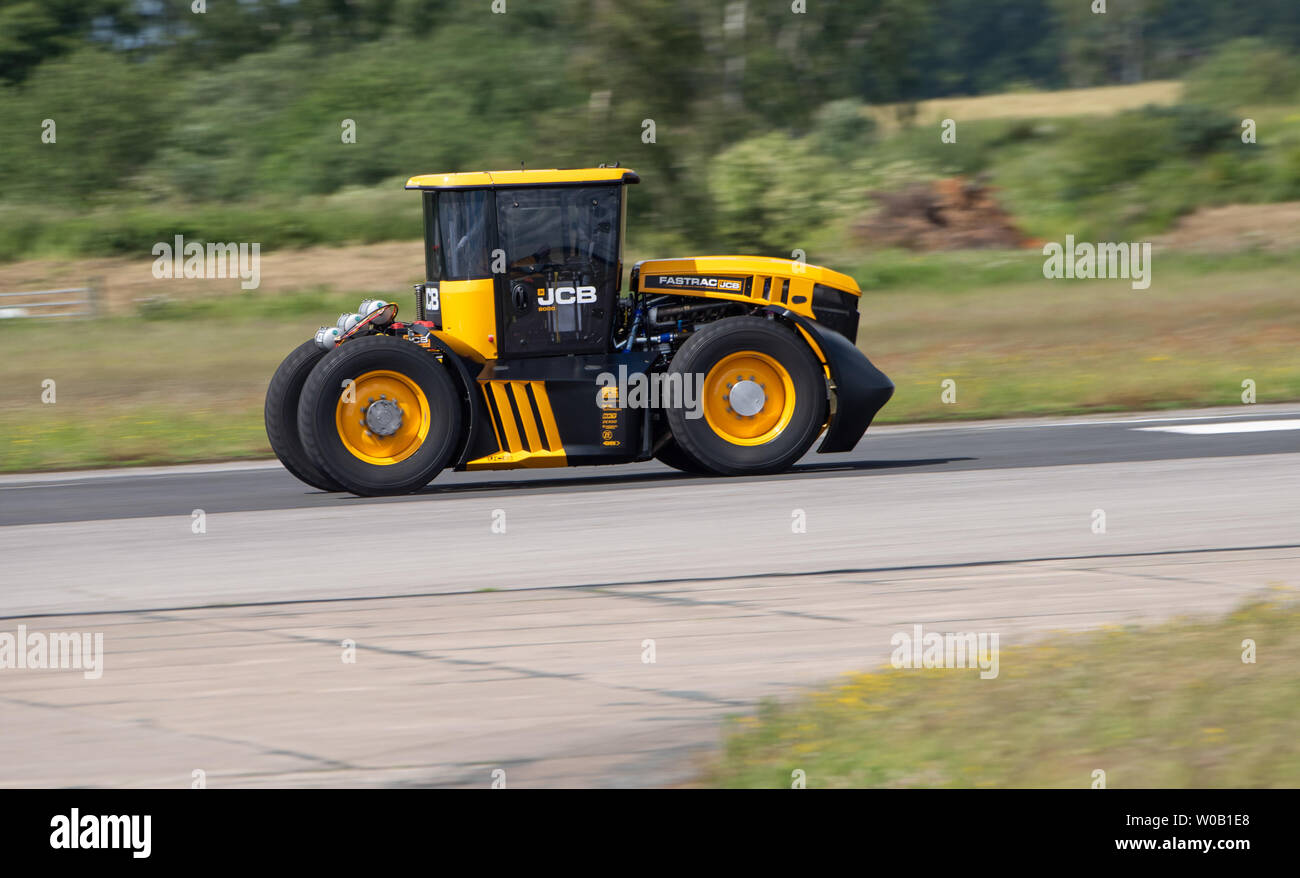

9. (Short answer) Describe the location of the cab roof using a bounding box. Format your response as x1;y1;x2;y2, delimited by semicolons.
405;167;639;190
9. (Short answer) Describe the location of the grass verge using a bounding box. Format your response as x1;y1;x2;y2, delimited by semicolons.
704;598;1300;788
850;249;1300;423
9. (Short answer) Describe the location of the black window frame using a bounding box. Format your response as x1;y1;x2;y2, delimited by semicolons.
422;191;442;284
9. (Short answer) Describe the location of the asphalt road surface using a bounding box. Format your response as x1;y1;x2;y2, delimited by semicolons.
1;404;1297;786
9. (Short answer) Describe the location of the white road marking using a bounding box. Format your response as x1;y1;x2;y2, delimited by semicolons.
872;407;1300;434
1136;419;1300;435
0;459;282;487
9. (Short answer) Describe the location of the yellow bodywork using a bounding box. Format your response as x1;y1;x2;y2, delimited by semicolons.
406;167;637;190
464;380;568;470
431;279;497;361
634;255;860;322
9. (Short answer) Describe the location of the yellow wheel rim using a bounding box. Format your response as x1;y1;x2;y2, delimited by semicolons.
701;351;796;446
335;370;430;465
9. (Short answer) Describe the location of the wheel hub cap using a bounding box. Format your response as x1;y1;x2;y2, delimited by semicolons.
335;370;431;466
364;397;404;437
726;379;766;417
700;351;797;446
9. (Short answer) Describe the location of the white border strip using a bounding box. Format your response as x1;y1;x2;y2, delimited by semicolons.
0;459;282;487
1136;419;1300;435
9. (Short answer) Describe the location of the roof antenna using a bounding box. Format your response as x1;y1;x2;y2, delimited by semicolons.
520;161;525;170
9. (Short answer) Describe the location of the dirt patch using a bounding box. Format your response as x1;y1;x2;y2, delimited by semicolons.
869;80;1182;131
1154;202;1300;254
852;177;1035;251
0;240;425;315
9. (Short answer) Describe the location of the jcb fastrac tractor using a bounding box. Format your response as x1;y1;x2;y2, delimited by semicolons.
265;167;894;496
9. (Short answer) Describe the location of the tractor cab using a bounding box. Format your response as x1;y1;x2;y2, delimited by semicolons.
405;167;639;361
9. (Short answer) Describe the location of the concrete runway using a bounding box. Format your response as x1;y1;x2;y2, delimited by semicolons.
1;405;1297;786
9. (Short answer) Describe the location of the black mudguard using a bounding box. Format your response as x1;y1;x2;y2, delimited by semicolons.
409;331;497;467
764;308;894;454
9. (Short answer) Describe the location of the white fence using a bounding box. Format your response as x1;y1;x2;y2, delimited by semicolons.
0;286;96;319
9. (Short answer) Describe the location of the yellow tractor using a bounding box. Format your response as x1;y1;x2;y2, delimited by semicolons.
265;167;893;495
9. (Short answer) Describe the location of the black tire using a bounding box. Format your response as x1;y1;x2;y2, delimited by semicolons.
265;340;344;492
298;336;463;496
665;316;827;476
653;436;712;475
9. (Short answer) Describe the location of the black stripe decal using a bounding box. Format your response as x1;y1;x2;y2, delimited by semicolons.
482;385;508;451
503;384;533;452
524;384;551;452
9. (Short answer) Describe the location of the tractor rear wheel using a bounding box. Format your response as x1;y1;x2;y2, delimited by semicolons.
298;336;462;496
665;316;827;476
265;340;344;492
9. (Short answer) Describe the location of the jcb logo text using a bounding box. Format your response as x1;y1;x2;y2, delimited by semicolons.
537;286;597;306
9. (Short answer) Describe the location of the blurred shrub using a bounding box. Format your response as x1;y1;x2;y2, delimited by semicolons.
0;190;420;262
706;133;840;253
1146;104;1243;155
0;49;173;202
808;100;878;160
1278;146;1300;199
881;117;1054;178
144;31;583;202
1059;104;1242;199
1060;111;1175;194
1183;39;1300;108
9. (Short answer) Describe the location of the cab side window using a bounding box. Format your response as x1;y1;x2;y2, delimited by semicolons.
439;190;493;279
496;187;618;277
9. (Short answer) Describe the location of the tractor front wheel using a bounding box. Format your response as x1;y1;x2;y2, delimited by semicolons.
298;336;462;496
665;316;827;476
265;340;344;493
653;437;712;475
